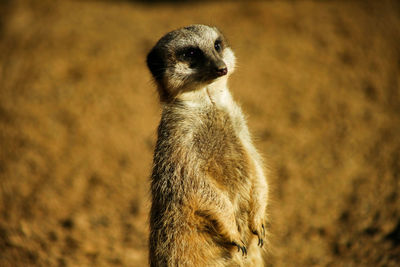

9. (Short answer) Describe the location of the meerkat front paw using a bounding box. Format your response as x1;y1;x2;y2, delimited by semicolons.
252;224;265;247
251;218;266;247
230;227;247;256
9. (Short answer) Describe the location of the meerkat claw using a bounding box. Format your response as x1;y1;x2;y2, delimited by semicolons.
258;237;264;247
252;228;264;247
239;244;247;256
232;241;247;256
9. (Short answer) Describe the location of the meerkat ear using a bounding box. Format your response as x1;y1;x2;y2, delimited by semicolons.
146;47;165;82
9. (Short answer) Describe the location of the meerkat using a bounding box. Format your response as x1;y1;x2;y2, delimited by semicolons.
147;24;269;267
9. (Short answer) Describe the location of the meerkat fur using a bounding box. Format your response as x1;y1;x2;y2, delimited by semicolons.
147;24;269;267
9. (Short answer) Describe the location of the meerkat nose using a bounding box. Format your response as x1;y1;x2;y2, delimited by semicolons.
216;67;228;77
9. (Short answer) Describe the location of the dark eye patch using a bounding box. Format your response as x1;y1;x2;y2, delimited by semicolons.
177;47;203;61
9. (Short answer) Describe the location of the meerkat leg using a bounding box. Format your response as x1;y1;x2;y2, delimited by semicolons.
249;158;268;247
192;185;247;256
233;105;268;247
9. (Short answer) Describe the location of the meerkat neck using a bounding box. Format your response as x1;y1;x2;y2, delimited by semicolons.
206;77;233;108
176;77;233;109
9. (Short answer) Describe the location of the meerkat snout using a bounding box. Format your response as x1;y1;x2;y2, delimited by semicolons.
209;55;228;77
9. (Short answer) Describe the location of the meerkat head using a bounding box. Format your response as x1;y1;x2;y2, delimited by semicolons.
147;24;236;101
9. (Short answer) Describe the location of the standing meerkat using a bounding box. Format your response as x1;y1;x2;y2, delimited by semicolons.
147;24;269;267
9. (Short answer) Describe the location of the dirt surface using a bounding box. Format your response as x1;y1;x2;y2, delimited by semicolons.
1;0;399;266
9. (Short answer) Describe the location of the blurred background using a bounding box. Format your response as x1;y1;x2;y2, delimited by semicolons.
0;0;399;266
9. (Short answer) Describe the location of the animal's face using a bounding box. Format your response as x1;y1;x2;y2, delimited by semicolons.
147;25;236;100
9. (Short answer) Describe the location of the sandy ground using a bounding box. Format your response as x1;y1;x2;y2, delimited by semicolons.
0;0;399;266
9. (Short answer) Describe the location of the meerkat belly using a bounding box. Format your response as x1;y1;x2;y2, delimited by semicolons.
193;108;250;189
194;109;257;258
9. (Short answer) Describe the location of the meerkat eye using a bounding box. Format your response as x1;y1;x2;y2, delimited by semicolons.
180;47;202;60
214;39;222;52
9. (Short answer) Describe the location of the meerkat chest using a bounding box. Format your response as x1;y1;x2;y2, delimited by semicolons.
177;86;254;184
189;105;250;189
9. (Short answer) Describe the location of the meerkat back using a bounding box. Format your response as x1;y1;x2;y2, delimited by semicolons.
146;25;269;267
